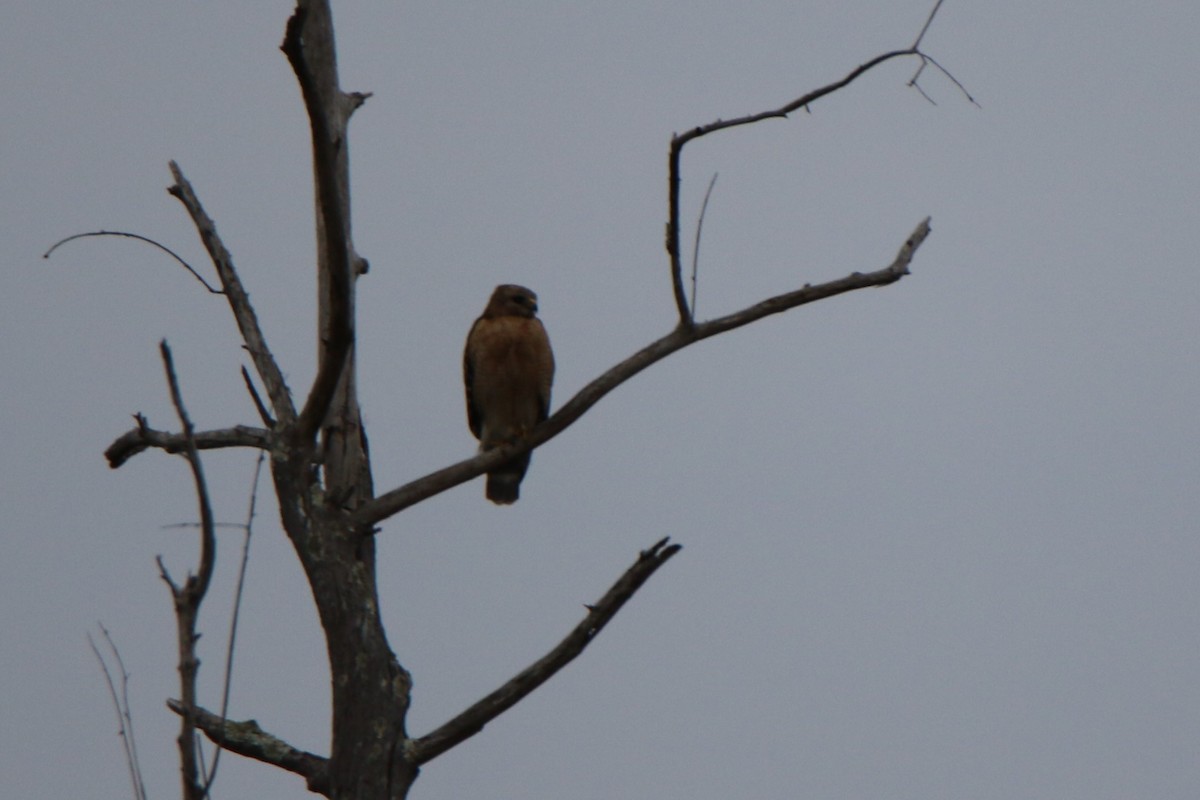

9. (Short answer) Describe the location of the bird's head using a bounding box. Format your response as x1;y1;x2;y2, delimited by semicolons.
484;284;539;319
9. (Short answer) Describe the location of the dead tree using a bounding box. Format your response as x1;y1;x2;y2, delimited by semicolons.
68;1;958;797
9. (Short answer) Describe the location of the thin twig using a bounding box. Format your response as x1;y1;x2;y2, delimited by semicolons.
241;365;275;427
88;626;148;800
43;230;222;294
161;522;248;531
911;0;945;48
195;745;211;797
689;172;719;318
909;63;938;105
915;53;980;107
409;537;683;764
202;452;266;795
98;624;148;800
156;554;181;594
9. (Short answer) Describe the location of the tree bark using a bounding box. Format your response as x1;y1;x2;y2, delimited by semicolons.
280;3;416;797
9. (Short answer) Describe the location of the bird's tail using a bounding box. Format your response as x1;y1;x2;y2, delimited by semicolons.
486;472;521;505
485;452;531;505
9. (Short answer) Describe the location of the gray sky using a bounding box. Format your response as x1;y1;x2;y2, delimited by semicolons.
4;1;1199;798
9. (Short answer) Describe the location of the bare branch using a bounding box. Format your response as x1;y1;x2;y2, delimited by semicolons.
98;624;148;800
160;340;217;602
241;366;275;427
666;46;919;326
409;537;682;765
167;162;297;426
690;172;719;318
159;340;218;800
43;230;222;294
911;0;945;49
105;419;270;469
202;452;266;794
167;700;331;798
695;217;930;336
909;64;938;105
664;0;959;328
910;53;980;107
156;554;181;594
88;626;149;800
281;4;359;444
356;218;931;529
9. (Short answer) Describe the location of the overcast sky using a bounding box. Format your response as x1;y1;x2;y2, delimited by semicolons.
4;2;1199;798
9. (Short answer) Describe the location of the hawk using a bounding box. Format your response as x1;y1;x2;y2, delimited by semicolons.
463;284;555;504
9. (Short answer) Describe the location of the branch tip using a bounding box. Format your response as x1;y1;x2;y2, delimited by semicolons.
166;700;330;796
42;229;223;293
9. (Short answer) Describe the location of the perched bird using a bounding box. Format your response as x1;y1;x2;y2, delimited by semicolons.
463;284;555;504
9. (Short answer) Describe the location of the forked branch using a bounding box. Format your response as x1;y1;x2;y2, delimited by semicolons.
409;537;682;764
156;341;218;800
666;47;917;325
167;162;297;427
88;625;148;800
666;0;961;325
281;3;363;444
158;342;218;604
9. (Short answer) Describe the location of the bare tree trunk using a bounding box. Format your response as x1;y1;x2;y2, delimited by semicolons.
280;3;416;797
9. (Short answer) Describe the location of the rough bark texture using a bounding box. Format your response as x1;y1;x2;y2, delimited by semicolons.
280;4;415;797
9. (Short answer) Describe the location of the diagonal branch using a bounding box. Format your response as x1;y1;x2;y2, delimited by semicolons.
88;626;149;800
695;216;930;335
408;537;682;765
105;420;270;469
167;162;297;426
241;366;276;428
911;0;945;49
355;217;930;530
167;699;331;798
